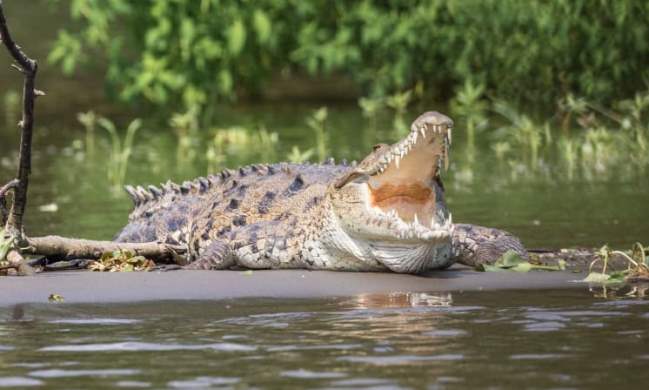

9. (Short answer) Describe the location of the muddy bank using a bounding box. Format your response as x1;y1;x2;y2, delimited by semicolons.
0;267;588;305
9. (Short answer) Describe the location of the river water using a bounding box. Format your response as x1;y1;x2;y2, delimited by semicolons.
1;3;649;388
1;290;648;388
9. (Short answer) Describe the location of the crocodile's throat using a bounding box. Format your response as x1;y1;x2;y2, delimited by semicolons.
367;123;447;228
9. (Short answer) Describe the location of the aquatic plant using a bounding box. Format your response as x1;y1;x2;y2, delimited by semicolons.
477;250;566;273
77;110;97;155
450;80;489;148
358;96;383;129
287;145;314;163
385;90;412;135
170;107;200;166
206;126;279;172
98;117;142;190
306;107;328;162
583;243;649;284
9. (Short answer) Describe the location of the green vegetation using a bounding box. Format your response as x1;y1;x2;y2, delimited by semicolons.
306;107;328;162
477;250;566;273
583;243;649;284
51;0;649;117
45;1;649;188
0;228;13;264
96;116;142;189
450;82;649;183
206;126;279;173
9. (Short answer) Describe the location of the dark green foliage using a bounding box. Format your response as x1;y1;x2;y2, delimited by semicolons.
51;0;649;113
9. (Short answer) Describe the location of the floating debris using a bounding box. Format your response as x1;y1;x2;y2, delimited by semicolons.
48;294;64;303
38;203;59;213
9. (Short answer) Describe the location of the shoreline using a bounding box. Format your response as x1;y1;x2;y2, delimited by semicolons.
0;267;588;306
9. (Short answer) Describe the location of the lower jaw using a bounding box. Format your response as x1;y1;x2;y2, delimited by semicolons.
370;238;453;274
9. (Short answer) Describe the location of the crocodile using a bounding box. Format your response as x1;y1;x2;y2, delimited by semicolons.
115;111;527;273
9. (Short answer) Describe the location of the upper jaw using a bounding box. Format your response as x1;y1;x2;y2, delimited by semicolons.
369;111;453;175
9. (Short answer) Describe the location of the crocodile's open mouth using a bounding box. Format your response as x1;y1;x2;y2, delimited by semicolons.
366;113;452;239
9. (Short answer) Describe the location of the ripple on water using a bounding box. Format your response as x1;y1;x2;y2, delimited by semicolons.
167;377;240;388
524;321;566;332
115;380;151;388
214;312;312;328
48;318;141;325
328;377;405;389
267;343;362;352
39;341;256;352
28;369;139;378
509;354;570;360
0;346;14;352
281;369;347;379
338;354;464;365
593;300;649;308
0;377;43;387
422;329;468;337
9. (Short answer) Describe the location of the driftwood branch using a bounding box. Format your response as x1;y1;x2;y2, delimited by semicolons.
0;0;37;235
23;236;187;262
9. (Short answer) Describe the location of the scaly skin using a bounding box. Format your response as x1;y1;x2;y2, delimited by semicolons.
115;112;527;273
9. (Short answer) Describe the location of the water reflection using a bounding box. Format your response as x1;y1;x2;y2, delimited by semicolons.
349;292;453;309
0;290;646;388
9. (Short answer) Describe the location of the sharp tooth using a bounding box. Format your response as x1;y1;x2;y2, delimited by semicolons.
414;214;420;226
448;213;453;226
395;156;400;169
412;131;418;143
420;127;426;137
448;128;452;144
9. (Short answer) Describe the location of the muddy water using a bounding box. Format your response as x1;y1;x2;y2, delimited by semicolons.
1;2;649;388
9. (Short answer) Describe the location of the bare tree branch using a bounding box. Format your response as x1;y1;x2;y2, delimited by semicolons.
0;178;19;226
0;0;38;236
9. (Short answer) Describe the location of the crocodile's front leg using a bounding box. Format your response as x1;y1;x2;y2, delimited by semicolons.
184;240;235;270
451;223;528;268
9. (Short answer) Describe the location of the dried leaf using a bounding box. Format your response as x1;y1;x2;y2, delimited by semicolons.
48;293;64;303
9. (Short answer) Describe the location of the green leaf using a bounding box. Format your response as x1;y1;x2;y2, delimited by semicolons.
253;10;271;44
227;19;247;55
0;229;14;262
582;272;626;284
496;250;527;268
478;250;565;273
